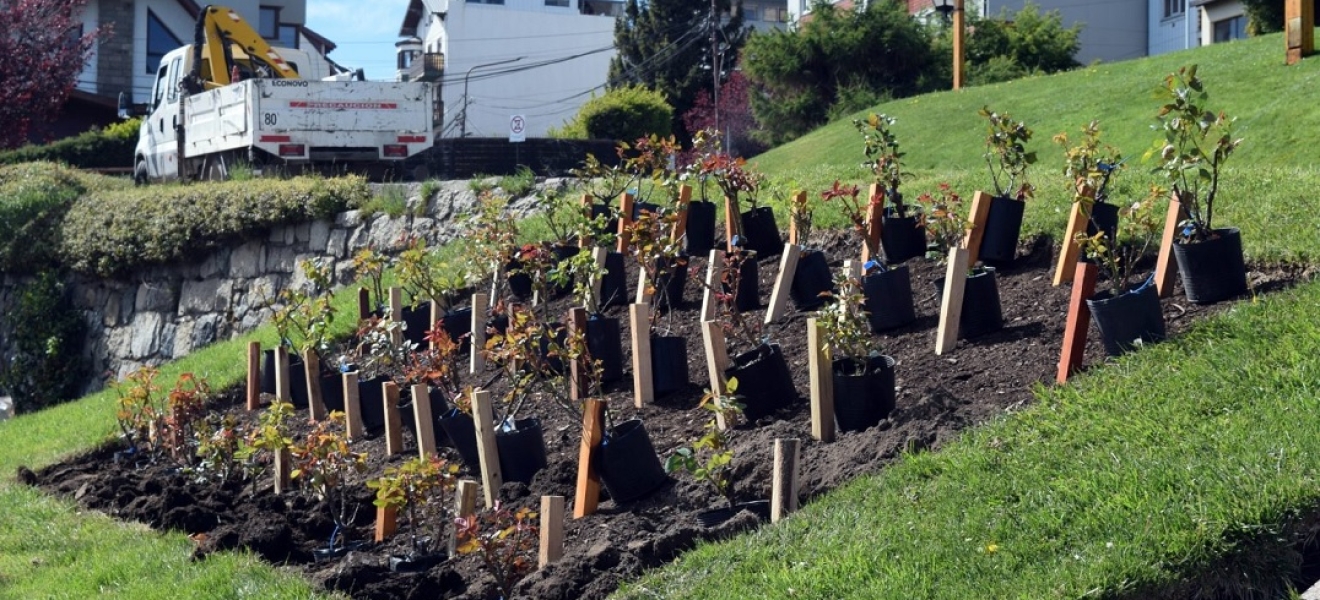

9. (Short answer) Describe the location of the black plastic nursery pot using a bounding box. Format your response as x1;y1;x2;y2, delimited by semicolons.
534;321;569;376
790;249;832;310
1086;201;1120;242
978;196;1025;264
437;408;481;469
697;500;771;528
497;417;548;484
1087;283;1166;357
358;375;390;433
862;266;917;332
403;305;473;351
1172;227;1248;305
725;343;797;422
880;207;927;264
597;419;669;503
685;200;718;256
389;551;447;573
505;257;534;300
600;251;628;309
317;370;346;414
652;257;689;312
934;268;1004;339
591;202;620;240
401;304;433;347
398;386;451;447
724;251;761;312
633;201;662;218
831;355;896;433
586;315;625;383
650;335;690;397
740;206;783;258
261;349;309;408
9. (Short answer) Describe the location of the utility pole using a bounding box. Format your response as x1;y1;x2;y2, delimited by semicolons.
711;0;720;146
460;56;524;138
952;0;964;90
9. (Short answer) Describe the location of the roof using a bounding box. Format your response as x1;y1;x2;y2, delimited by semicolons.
399;0;427;38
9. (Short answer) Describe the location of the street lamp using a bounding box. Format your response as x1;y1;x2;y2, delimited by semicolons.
932;0;964;90
460;56;524;138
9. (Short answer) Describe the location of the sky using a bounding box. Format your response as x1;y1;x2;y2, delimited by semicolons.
305;0;413;81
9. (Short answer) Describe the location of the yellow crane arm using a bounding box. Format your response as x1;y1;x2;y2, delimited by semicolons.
191;5;300;90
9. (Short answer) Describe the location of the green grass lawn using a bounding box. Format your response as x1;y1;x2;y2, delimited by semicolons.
3;31;1320;600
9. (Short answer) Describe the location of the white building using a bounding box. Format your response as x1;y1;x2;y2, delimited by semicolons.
397;0;619;139
1194;0;1247;45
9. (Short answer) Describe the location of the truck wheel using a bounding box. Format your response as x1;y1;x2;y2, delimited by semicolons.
133;160;149;186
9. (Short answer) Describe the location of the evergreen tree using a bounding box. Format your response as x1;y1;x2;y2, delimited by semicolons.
609;0;746;141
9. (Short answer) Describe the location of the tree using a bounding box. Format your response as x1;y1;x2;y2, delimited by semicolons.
932;1;1080;86
682;71;763;156
553;85;674;142
1239;0;1319;34
742;0;935;146
0;0;103;149
609;0;745;141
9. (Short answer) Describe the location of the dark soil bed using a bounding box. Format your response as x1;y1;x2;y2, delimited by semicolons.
24;230;1309;600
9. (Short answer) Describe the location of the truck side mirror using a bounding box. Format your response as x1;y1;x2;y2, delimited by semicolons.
118;91;148;118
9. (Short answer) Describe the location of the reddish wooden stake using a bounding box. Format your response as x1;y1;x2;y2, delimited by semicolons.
568;308;589;400
724;196;741;253
616;192;635;254
1052;200;1090;287
788;190;807;245
1154;194;1188;298
358;287;371;321
1057;262;1099;384
342;371;364;441
963;191;993;266
246;341;261;411
375;506;397;542
303;348;327;421
470;292;489;376
383;382;403;456
573;398;606;519
671;184;692;243
860;183;886;264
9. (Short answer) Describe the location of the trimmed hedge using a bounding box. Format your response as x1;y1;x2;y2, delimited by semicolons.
551;85;672;142
62;175;371;277
0;163;93;274
0;119;140;169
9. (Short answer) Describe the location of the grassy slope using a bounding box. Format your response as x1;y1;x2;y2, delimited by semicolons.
1;32;1318;600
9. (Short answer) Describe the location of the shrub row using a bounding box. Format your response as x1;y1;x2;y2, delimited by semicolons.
0;163;96;274
61;175;371;277
0;119;140;169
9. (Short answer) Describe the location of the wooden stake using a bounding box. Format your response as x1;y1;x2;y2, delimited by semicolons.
765;245;802;324
470;292;489;375
273;447;291;494
342;371;364;440
429;300;441;350
389;286;404;346
807;318;835;443
1052;201;1090;287
701;320;733;430
471;388;503;508
671;184;692;243
616;192;635;254
246;341;261;410
358;287;371;321
274;345;291;404
861;183;886;264
573;398;605;518
568;307;589;400
963;191;993;266
630;303;654;408
450;479;479;556
374;506;397;542
412;383;436;459
383;381;403;456
724;196;741;253
700;249;725;322
1057;262;1098;384
590;247;607;308
635;262;652;306
788;191;807;245
1287;0;1315;65
935;247;971;355
578;194;593;248
1155;194;1187;298
540;495;566;567
771;438;801;523
303;347;327;421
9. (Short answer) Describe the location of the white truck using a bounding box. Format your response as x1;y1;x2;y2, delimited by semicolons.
127;5;435;183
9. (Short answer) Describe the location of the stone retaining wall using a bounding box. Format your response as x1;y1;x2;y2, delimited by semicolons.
0;179;556;394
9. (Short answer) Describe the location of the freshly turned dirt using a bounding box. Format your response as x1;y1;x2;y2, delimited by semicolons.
27;229;1310;600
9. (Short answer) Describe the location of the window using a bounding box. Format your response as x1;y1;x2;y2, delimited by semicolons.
146;10;182;74
546;0;570;7
166;56;183;104
278;24;299;48
1163;0;1185;19
259;6;280;39
762;6;786;22
467;0;505;6
151;63;169;109
1213;15;1246;42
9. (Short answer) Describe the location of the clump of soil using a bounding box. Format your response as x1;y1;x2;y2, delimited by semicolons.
27;230;1306;600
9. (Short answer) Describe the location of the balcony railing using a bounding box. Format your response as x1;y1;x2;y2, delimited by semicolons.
407;53;445;82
